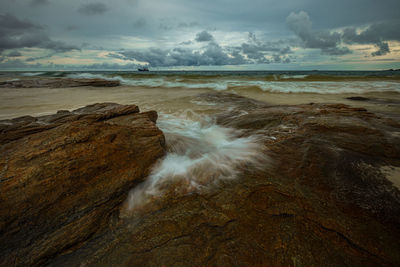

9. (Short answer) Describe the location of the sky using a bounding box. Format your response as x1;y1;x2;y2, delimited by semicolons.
0;0;399;70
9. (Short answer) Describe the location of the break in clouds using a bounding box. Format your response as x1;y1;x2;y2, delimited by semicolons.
0;0;399;69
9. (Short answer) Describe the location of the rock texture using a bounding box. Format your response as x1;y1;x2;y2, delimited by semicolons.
0;78;120;88
50;93;400;267
0;103;165;266
1;93;400;266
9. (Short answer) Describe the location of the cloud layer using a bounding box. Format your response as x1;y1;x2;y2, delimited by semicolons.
0;0;399;69
0;13;79;53
77;3;109;15
287;11;400;57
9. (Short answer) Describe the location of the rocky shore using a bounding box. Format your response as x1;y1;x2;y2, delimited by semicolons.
0;103;165;266
1;94;400;266
0;78;120;88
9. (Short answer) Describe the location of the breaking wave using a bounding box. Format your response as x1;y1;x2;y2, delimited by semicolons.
66;72;400;94
123;111;267;212
20;72;46;76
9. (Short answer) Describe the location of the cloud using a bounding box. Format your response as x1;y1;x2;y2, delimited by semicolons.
234;32;292;63
157;19;199;32
25;53;54;62
286;11;400;57
195;31;214;42
109;37;293;67
371;42;390;56
110;42;247;67
286;11;351;56
342;21;400;44
0;13;42;34
178;21;199;28
6;51;22;57
179;40;193;45
133;18;146;28
0;58;43;69
342;21;400;56
77;3;109;15
0;59;141;70
30;0;50;6
0;13;79;53
65;25;79;31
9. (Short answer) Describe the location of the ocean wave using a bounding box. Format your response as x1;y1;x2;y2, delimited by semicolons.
279;74;308;79
123;111;267;212
64;72;400;94
20;72;46;77
234;81;400;94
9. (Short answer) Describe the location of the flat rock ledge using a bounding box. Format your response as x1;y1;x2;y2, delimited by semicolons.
0;103;165;266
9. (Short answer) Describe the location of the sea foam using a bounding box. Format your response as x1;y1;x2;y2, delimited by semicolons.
124;111;267;212
66;72;400;94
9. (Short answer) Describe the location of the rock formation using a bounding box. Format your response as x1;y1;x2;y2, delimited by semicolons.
0;103;165;266
1;94;400;266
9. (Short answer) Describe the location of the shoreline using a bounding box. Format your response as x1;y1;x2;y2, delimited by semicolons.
0;76;400;121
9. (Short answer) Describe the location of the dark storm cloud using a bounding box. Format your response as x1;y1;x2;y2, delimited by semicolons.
25;53;53;62
195;31;214;42
133;18;146;28
157;19;200;32
6;51;22;57
31;0;50;7
371;42;390;57
342;20;400;56
65;25;79;31
0;59;139;70
286;11;351;56
0;13;79;53
110;42;246;67
286;11;400;57
77;3;109;15
231;32;292;63
178;22;199;28
1;0;399;69
179;41;193;45
109;38;292;67
342;21;400;44
0;13;42;34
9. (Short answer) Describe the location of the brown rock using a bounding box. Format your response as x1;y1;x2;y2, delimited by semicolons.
2;93;400;266
51;93;400;266
0;103;165;266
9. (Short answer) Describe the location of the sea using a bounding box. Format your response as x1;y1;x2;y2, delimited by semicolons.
1;70;400;118
1;70;400;207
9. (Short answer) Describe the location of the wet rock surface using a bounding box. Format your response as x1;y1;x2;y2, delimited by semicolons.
2;93;400;266
0;103;165;266
0;78;120;88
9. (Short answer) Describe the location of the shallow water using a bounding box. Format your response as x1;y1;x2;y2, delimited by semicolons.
1;70;400;119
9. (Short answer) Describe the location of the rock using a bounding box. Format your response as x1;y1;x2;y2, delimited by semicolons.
346;96;400;108
51;93;400;266
0;103;165;266
346;96;371;101
0;78;120;88
2;93;400;266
